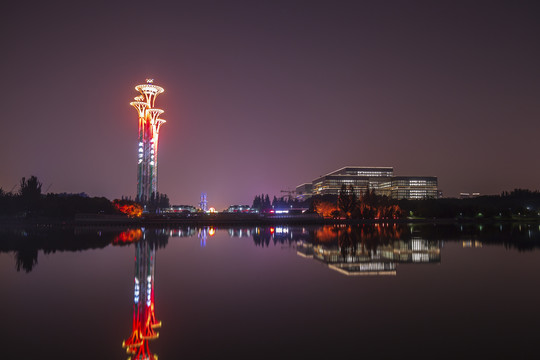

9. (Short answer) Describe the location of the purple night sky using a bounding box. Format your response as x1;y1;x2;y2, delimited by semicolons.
1;0;539;210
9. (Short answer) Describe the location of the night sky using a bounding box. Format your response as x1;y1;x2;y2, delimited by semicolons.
2;0;539;210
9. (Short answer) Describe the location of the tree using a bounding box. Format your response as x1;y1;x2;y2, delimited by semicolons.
338;184;357;219
19;176;42;212
315;201;338;218
252;195;261;210
113;199;143;217
19;176;42;200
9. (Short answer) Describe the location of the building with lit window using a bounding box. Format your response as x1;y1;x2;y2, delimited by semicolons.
224;205;259;213
390;176;438;199
163;205;198;214
297;166;438;200
295;183;313;200
310;167;394;197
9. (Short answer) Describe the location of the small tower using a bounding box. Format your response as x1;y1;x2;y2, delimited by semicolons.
199;192;208;212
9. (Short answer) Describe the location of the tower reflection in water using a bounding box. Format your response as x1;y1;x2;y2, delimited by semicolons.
115;229;165;360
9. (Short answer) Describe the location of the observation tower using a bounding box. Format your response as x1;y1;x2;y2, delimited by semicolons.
130;79;166;204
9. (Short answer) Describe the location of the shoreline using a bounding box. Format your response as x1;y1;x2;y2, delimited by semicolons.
0;214;538;228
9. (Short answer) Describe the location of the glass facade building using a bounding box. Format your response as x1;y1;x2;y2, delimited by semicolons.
311;167;394;197
390;176;438;199
295;183;313;200
299;166;438;200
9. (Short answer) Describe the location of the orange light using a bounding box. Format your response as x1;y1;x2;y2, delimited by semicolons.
113;199;143;217
114;229;143;244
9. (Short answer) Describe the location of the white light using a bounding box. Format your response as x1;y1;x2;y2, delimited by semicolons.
150;161;155;165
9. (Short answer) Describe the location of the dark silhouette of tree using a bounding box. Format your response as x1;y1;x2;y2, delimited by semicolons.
15;249;38;273
252;195;261;210
19;175;42;212
143;191;170;213
338;184;357;219
251;194;272;212
19;176;42;199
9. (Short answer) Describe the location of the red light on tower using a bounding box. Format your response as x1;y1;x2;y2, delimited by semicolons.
122;238;161;360
130;80;166;204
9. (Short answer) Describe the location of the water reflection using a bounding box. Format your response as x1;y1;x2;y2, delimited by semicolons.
1;224;540;275
297;226;441;276
0;226;114;272
117;229;167;360
2;224;540;359
198;226;215;247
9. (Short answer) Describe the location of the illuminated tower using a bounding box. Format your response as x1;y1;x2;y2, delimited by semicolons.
130;79;166;204
199;192;208;212
122;236;161;360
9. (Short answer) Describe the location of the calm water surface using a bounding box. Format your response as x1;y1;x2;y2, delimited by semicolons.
1;224;540;359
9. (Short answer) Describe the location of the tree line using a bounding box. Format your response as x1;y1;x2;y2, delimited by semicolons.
0;175;171;219
251;186;540;220
313;185;402;219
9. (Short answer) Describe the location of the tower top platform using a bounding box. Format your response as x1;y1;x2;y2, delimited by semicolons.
135;84;164;95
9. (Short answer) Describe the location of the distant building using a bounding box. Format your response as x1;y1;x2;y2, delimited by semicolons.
224;205;258;213
460;192;480;199
298;166;438;200
163;205;198;214
390;176;438;199
295;183;313;199
311;166;394;197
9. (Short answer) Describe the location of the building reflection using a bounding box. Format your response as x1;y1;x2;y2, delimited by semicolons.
116;229;167;360
297;225;441;276
227;225;441;276
167;227;197;238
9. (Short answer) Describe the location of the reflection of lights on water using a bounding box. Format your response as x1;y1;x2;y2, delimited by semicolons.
123;240;160;359
134;277;140;304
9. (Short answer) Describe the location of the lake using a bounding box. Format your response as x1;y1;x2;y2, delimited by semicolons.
1;223;539;359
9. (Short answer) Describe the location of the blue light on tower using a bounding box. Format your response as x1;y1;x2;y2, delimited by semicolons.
200;192;208;212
